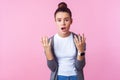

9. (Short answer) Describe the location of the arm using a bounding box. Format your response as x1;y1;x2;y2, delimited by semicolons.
75;55;86;71
74;33;86;70
41;36;58;72
47;59;58;72
45;49;58;72
45;49;54;60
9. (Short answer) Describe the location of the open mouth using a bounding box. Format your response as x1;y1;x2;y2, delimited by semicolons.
61;27;66;30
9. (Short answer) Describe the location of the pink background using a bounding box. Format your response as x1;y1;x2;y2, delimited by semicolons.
0;0;120;80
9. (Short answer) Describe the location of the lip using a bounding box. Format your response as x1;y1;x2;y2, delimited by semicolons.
61;27;65;29
61;27;67;32
61;26;66;29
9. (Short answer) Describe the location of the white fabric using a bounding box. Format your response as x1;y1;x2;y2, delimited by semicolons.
54;33;77;76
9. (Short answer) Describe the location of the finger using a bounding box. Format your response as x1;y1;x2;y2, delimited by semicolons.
82;33;85;42
45;36;48;45
43;37;46;46
41;37;44;44
84;37;86;42
74;35;78;43
40;37;44;46
41;37;45;46
78;34;82;42
40;37;43;43
74;38;77;45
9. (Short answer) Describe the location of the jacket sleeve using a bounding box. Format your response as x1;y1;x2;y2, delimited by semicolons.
47;59;58;72
46;36;58;72
75;58;86;71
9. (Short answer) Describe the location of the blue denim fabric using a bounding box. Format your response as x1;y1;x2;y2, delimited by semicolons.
57;75;77;80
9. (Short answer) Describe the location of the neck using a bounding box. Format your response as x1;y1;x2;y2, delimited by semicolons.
58;31;71;38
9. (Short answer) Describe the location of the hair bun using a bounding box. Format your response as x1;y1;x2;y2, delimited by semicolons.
58;2;67;8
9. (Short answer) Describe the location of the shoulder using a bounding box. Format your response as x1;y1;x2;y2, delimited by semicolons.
48;34;56;40
49;35;54;40
72;32;77;35
71;32;78;38
48;35;55;47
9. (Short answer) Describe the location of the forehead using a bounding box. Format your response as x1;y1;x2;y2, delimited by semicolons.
55;12;70;18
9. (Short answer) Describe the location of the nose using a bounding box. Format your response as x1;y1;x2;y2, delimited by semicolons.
62;20;65;26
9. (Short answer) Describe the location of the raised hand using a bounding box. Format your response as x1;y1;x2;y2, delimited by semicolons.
74;33;86;53
41;36;52;53
41;36;54;60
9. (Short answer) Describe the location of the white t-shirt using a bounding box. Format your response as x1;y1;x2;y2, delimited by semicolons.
54;33;77;76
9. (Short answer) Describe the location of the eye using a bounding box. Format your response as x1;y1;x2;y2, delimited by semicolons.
65;18;70;22
65;19;69;21
57;19;61;22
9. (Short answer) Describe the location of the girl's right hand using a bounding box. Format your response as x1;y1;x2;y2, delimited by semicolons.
41;36;52;53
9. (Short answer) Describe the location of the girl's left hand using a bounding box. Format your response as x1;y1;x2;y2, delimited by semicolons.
74;33;86;53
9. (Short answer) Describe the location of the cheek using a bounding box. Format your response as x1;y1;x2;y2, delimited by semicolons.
55;21;59;25
56;22;61;27
56;22;61;28
67;22;72;27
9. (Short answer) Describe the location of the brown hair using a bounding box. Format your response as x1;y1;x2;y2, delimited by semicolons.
54;2;72;18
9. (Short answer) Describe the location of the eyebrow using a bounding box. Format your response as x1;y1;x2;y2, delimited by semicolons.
56;17;70;19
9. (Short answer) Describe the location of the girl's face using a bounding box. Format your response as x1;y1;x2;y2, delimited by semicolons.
55;12;72;37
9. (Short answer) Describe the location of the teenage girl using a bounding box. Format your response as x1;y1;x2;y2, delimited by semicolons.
41;2;86;80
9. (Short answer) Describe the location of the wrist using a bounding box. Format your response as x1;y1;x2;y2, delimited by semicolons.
78;52;85;56
78;49;84;53
45;49;52;54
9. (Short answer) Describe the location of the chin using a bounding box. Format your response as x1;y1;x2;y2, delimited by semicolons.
61;31;70;35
